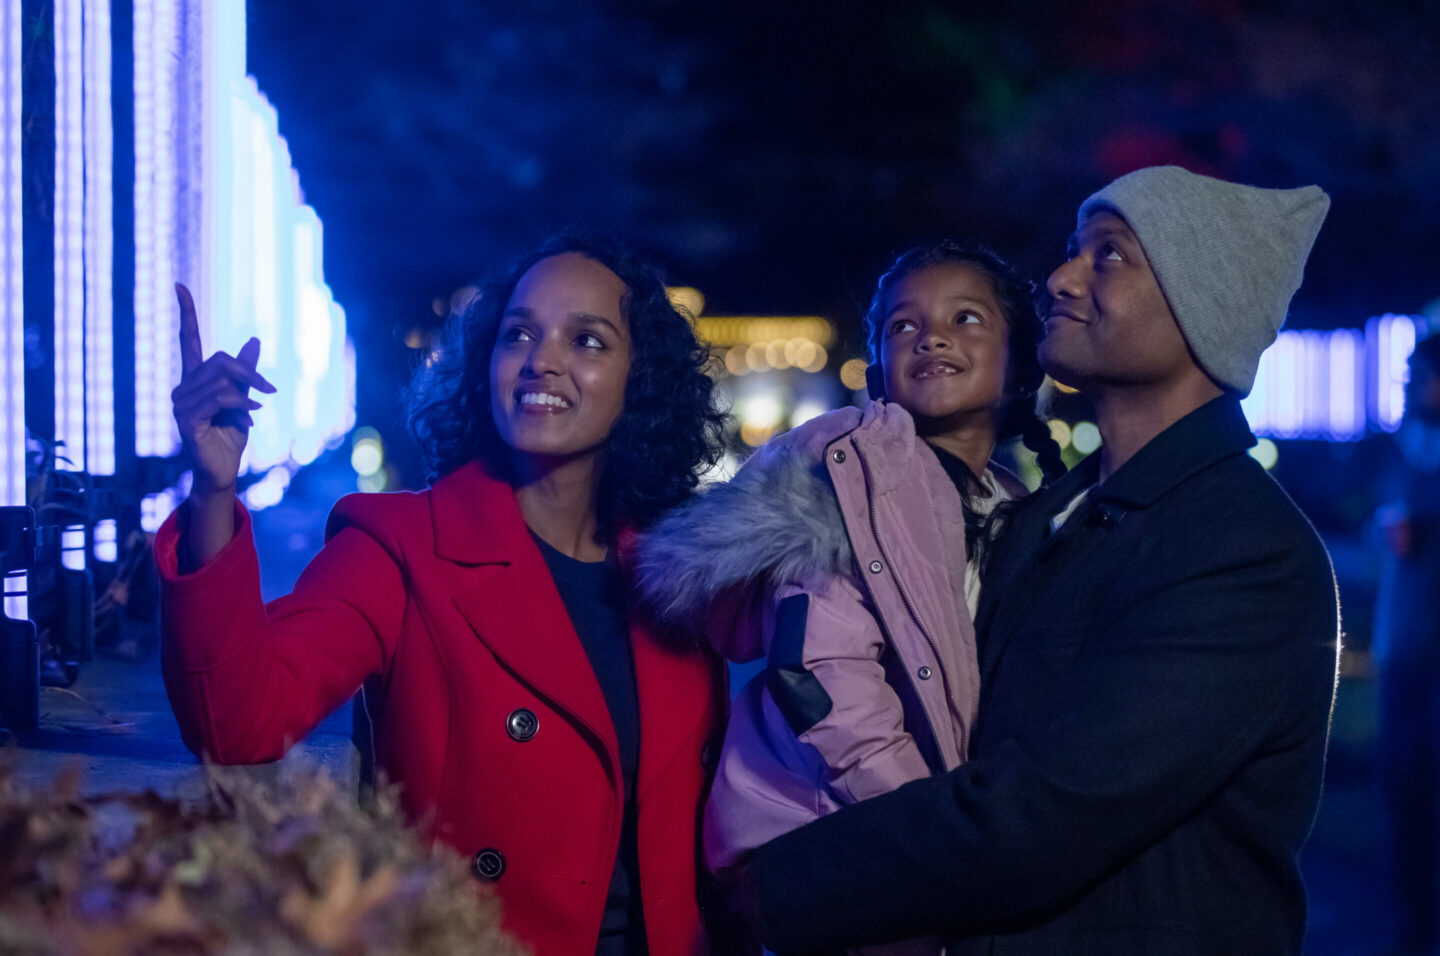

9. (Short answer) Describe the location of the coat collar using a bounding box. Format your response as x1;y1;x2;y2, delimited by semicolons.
1002;397;1255;540
430;459;528;565
1090;395;1256;510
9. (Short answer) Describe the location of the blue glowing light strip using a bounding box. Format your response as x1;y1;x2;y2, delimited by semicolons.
84;0;114;475
1243;316;1423;441
133;0;181;457
1302;332;1329;438
1371;314;1418;433
195;0;241;371
232;79;285;473
140;488;181;533
53;0;85;471
292;172;354;468
93;518;117;563
61;524;85;571
1;0;23;517
1326;329;1364;441
292;208;326;463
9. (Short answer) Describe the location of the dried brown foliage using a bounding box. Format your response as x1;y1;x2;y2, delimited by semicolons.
0;758;528;956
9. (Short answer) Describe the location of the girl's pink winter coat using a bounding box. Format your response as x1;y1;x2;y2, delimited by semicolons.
637;401;1022;870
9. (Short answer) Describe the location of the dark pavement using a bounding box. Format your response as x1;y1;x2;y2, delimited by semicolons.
9;465;360;799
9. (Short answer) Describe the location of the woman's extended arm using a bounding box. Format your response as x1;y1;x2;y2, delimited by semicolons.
157;498;405;764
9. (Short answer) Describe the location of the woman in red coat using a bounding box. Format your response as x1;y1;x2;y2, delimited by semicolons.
157;235;730;955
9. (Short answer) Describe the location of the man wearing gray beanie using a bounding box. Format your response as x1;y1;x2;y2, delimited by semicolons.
735;166;1341;955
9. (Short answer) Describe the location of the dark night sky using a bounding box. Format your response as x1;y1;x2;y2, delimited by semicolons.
244;0;1440;477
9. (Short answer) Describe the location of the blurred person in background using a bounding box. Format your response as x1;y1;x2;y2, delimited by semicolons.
636;241;1066;954
157;233;729;956
1373;333;1440;955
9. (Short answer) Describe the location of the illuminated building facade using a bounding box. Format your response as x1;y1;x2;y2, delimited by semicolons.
1;0;352;716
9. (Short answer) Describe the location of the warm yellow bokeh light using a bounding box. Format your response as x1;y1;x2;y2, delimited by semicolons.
1047;419;1073;448
745;344;767;373
801;344;828;373
694;316;836;348
740;422;776;446
839;358;868;391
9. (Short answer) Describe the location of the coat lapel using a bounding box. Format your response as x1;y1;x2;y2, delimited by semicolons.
436;462;619;768
976;396;1257;691
977;455;1098;684
452;563;619;760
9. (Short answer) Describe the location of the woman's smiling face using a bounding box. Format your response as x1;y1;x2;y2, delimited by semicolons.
879;261;1011;429
488;252;633;467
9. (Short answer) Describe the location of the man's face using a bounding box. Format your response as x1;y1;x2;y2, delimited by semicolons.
1039;211;1197;392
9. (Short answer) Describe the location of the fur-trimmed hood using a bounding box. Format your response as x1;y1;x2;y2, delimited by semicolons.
633;407;864;637
675;403;988;873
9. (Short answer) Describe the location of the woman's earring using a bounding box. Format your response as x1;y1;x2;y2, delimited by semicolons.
865;364;886;401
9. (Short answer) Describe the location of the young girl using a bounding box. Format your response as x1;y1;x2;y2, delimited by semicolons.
637;242;1064;917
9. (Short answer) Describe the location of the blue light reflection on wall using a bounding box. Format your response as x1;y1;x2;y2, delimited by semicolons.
1368;313;1419;433
1243;315;1423;441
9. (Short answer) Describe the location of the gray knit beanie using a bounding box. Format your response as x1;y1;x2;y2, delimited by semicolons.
1078;165;1330;394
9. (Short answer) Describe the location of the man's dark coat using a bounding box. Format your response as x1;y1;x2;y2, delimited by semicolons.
751;396;1340;955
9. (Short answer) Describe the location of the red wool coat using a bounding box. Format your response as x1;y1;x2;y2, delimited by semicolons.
156;460;727;955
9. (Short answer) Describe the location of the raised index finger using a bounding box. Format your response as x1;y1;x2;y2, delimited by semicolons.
176;283;203;376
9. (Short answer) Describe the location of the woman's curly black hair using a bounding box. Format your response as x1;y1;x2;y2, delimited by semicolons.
403;232;727;534
862;240;1067;486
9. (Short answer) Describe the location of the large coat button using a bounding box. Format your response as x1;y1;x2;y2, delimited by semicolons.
506;708;538;742
472;848;506;881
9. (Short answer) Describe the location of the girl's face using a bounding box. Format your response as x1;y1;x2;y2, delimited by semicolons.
489;253;633;466
878;261;1010;429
